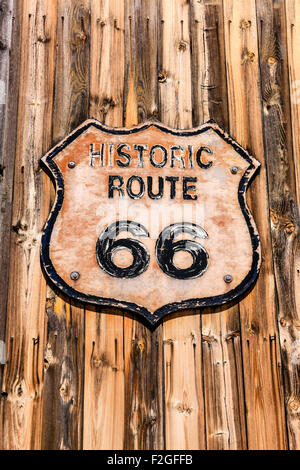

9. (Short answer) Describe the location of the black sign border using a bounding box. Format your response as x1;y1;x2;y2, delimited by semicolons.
40;119;261;327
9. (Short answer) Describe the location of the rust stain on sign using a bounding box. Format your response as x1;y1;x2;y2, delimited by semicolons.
41;119;261;326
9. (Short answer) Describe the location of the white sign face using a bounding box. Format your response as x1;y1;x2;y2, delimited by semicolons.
41;119;261;326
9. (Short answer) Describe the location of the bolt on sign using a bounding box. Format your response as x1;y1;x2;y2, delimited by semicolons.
41;119;261;326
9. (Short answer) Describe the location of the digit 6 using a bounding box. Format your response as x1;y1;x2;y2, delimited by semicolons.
155;222;209;279
96;221;150;278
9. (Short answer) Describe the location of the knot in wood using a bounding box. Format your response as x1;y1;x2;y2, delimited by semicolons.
284;222;295;234
137;340;145;355
163;338;174;345
270;209;278;226
60;379;71;402
12;219;28;234
287;395;300;412
176;402;193;415
78;31;87;41
93;356;101;368
177;40;188;52
148;416;157;425
268;56;277;66
97;19;106;27
242;50;255;64
240;19;251;29
0;39;8;50
37;35;50;43
158;71;167;83
100;96;116;113
248;51;255;62
248;320;259;335
280;317;287;327
93;354;109;368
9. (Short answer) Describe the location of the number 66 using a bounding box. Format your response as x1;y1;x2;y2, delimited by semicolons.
96;220;209;280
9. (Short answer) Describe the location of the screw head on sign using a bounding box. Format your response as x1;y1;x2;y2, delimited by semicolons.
70;271;80;281
224;274;233;283
231;166;238;174
68;161;76;169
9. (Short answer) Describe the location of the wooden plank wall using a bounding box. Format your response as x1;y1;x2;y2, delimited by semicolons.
0;0;299;450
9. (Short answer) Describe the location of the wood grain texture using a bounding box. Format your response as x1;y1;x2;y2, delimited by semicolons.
0;0;19;387
223;0;287;449
190;0;228;129
89;0;124;125
83;0;125;450
190;0;247;450
0;0;57;449
159;0;192;129
42;296;85;449
201;310;247;449
52;0;90;145
163;313;205;449
282;0;300;448
159;0;205;450
83;309;124;449
41;0;90;450
286;0;300;206
124;315;164;449
123;0;164;450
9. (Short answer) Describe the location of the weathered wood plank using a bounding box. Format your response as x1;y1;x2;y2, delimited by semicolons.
190;0;247;450
83;0;125;450
200;310;248;449
89;0;124;124
159;0;192;130
41;0;90;450
163;312;205;450
42;296;85;449
123;0;164;450
124;0;159;124
223;0;287;449
0;0;20;388
282;0;300;448
0;0;57;449
0;0;14;171
286;0;300;206
124;315;164;449
190;0;228;129
83;309;124;449
159;0;205;450
51;0;90;145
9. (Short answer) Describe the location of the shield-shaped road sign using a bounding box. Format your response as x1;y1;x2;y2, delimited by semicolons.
41;119;261;326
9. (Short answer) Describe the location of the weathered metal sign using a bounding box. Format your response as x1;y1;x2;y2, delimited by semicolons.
41;119;261;326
